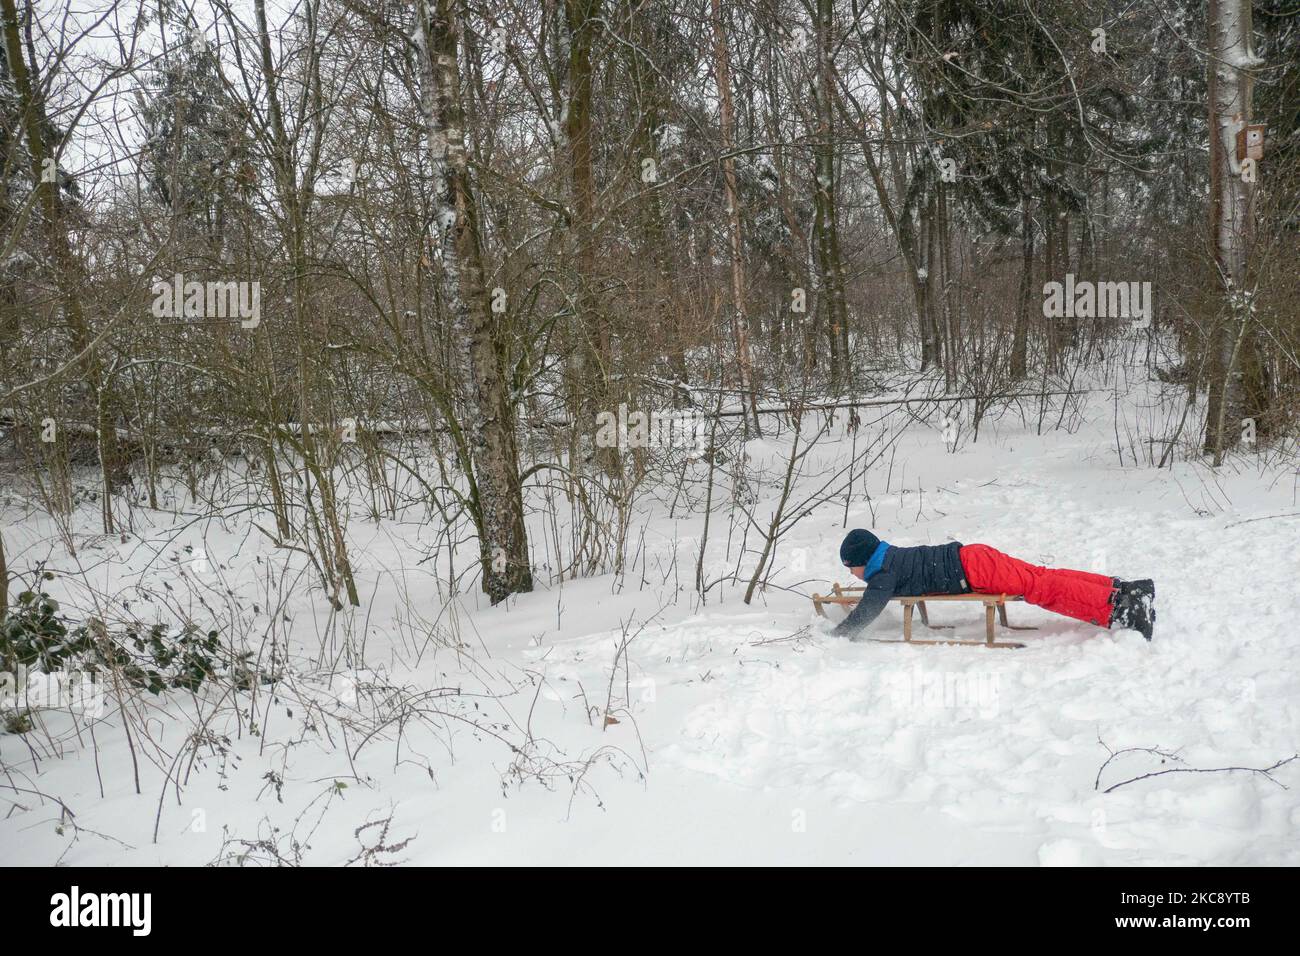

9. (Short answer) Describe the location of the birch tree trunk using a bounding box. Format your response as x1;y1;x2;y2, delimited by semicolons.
1204;0;1261;463
417;0;533;603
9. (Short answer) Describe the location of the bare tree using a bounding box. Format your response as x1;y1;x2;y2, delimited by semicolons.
416;0;533;603
1203;0;1263;463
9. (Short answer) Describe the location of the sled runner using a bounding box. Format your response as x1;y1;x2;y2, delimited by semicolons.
811;583;1038;649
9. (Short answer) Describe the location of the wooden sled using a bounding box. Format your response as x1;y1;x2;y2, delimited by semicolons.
812;583;1039;649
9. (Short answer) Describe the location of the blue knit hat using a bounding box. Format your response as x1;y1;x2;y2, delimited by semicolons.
840;529;880;567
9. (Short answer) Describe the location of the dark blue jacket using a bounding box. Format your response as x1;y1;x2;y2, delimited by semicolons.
832;540;969;639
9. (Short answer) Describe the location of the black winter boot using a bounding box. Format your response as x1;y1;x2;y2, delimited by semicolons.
1109;579;1155;641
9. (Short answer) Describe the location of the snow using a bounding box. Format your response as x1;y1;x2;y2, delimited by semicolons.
2;380;1298;865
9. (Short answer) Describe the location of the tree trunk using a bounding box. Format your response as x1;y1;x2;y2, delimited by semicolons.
563;0;617;462
711;0;760;434
1204;0;1260;463
812;0;849;390
937;179;959;391
418;0;533;603
1010;194;1034;378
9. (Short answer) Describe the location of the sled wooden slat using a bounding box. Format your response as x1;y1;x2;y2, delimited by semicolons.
811;587;1037;649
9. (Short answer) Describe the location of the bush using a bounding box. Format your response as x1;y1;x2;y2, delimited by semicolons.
1;587;241;697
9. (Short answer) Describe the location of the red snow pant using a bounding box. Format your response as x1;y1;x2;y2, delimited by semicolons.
958;544;1117;627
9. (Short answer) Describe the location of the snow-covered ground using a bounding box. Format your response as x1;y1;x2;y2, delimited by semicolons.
3;381;1298;865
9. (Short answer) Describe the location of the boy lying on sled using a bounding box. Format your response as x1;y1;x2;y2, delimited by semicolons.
830;530;1155;641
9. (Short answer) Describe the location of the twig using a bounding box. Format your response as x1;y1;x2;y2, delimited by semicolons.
1096;738;1298;793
